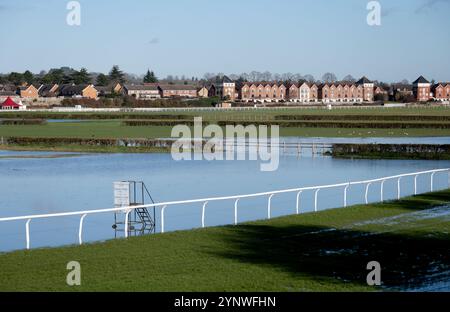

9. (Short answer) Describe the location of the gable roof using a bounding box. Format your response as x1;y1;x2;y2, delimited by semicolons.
59;84;94;95
158;84;198;91
356;76;372;84
413;76;430;84
124;85;159;91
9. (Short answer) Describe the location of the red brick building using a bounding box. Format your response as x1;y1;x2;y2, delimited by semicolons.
238;82;287;103
432;83;450;102
412;76;432;102
158;85;198;98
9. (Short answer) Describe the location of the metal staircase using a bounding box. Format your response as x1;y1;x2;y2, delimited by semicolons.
112;181;156;237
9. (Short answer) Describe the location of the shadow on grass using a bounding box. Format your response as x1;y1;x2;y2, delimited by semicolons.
207;206;450;290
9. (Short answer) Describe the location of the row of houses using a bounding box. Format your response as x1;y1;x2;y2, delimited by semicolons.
0;83;203;102
1;75;449;104
211;76;450;103
235;77;375;103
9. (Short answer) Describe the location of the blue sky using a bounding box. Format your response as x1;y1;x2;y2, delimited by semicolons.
0;0;449;82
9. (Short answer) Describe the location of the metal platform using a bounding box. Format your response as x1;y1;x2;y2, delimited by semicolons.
112;181;156;237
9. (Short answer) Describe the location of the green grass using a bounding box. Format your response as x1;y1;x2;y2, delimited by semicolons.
2;106;450;118
2;121;450;141
1;190;449;292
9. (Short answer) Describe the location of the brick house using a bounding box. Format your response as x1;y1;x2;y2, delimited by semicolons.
59;84;98;100
38;84;59;97
432;83;450;101
287;83;299;101
197;86;209;98
356;76;374;102
123;85;160;99
211;76;236;100
309;84;319;102
158;84;198;98
237;82;286;103
18;85;39;99
412;76;432;102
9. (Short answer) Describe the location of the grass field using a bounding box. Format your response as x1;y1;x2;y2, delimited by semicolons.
2;106;450;118
1;190;449;292
2;121;450;140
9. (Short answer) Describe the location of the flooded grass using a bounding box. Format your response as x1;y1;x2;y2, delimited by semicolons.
1;189;449;291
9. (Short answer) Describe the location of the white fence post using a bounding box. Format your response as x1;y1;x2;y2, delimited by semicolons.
296;191;302;214
124;210;131;238
234;198;240;225
78;214;87;245
414;175;418;195
431;172;436;191
365;183;372;204
314;189;320;212
201;201;208;228
381;180;386;202
268;194;274;219
25;219;31;250
161;205;167;233
344;184;350;207
397;177;401;200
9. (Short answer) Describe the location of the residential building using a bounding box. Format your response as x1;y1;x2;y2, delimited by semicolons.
356;76;375;102
18;85;39;99
210;76;236;100
237;82;287;103
432;83;450;101
59;84;98;100
123;85;160;99
38;84;59;97
412;76;432;102
158;85;198;98
197;86;209;98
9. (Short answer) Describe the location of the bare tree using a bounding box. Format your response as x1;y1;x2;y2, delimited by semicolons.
342;74;356;82
303;74;315;83
322;72;337;83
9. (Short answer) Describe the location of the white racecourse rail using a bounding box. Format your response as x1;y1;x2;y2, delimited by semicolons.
1;169;449;250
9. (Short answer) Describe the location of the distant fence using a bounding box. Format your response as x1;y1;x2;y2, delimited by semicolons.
0;168;449;250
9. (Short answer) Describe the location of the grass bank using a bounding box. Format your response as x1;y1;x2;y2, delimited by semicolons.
1;190;449;291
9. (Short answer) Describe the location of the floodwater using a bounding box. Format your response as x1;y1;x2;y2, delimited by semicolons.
0;137;450;253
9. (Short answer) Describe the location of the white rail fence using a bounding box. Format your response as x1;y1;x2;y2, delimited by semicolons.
1;168;449;250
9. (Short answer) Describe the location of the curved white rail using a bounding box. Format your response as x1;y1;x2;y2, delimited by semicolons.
1;168;449;250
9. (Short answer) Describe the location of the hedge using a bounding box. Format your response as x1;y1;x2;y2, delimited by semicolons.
0;119;46;125
332;144;450;160
275;115;450;122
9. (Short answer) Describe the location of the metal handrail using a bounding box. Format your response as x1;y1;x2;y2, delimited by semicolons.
1;168;449;250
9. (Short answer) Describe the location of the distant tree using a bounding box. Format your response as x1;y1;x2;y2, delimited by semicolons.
322;72;337;83
109;65;125;84
7;72;24;85
71;68;91;84
96;73;109;86
50;69;64;84
401;79;409;85
203;73;215;80
342;74;356;82
303;74;315;83
23;70;35;84
143;69;158;83
431;79;436;85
